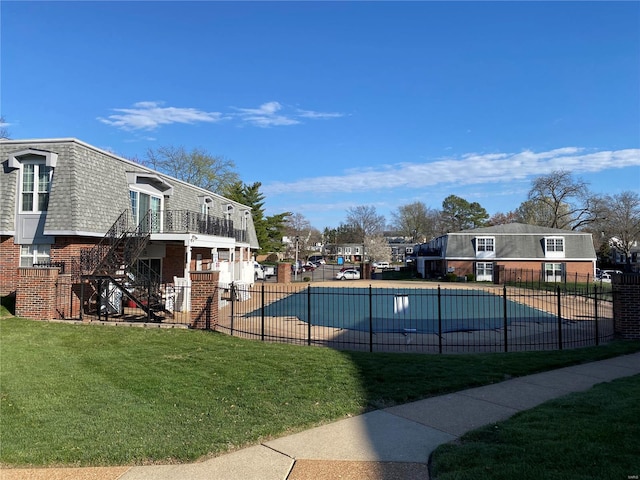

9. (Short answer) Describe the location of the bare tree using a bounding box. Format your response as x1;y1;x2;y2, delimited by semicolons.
145;145;240;193
285;213;321;260
527;170;605;230
345;205;386;240
0;116;10;139
603;191;640;271
488;210;519;226
390;201;441;242
514;199;561;226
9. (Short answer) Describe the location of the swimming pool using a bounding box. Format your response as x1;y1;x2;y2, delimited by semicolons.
244;287;557;334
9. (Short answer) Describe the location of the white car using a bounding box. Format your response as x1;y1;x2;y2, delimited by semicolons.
336;269;361;280
372;262;390;269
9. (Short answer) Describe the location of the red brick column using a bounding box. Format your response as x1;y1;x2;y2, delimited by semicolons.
613;274;640;340
16;267;58;320
190;270;219;330
277;263;291;284
54;274;79;319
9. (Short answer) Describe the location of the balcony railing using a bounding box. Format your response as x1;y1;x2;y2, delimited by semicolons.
141;210;247;242
414;246;443;256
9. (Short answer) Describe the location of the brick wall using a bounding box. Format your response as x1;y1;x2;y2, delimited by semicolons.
164;244;185;282
0;236;19;296
190;270;219;330
16;268;59;320
613;274;640;340
0;235;99;296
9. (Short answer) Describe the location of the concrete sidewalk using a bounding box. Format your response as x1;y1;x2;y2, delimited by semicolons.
3;352;640;480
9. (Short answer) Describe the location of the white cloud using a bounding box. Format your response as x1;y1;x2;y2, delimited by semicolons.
296;109;345;120
263;147;640;195
99;100;344;130
97;101;224;131
233;101;301;127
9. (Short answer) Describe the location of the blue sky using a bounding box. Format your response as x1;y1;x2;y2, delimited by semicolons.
2;1;639;229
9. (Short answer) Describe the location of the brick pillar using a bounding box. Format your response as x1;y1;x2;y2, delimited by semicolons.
613;273;640;340
277;263;291;284
16;267;58;320
493;264;505;284
54;274;79;319
362;263;372;280
190;270;219;330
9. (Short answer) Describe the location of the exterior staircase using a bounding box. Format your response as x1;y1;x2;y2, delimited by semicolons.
74;210;165;321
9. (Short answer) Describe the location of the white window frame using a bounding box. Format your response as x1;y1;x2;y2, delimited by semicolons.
544;262;564;282
19;160;52;213
475;236;495;259
344;247;352;255
545;237;565;258
20;244;51;267
242;210;249;231
475;262;494;281
129;189;163;233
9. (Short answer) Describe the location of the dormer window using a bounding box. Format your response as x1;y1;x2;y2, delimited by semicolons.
242;210;249;230
126;172;172;233
545;237;565;258
199;196;213;216
6;149;57;214
475;236;495;258
21;161;52;212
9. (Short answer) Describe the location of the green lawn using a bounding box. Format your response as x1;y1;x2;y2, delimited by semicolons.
1;317;639;468
431;375;640;480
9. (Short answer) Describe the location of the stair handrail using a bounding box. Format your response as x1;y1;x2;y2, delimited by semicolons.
79;210;134;276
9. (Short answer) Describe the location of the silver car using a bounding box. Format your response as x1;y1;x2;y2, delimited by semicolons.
335;269;361;280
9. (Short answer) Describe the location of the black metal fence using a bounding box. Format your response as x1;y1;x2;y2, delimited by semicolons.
59;281;193;326
55;276;615;354
215;282;613;353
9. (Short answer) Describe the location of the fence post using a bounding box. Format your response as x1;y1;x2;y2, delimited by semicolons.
80;280;84;320
556;285;563;350
97;279;102;321
594;285;599;346
230;282;235;336
369;285;373;353
307;286;312;346
503;285;508;352
261;282;265;342
438;285;443;354
147;273;152;322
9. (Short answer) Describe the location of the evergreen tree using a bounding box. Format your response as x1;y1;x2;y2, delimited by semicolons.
222;181;290;253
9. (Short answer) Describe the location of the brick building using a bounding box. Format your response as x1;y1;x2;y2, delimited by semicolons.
414;223;597;281
1;138;260;316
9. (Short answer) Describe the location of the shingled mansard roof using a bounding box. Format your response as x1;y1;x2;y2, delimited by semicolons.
0;138;259;249
437;223;597;260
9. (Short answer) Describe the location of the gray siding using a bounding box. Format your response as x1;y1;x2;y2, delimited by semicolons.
1;139;259;248
443;223;596;260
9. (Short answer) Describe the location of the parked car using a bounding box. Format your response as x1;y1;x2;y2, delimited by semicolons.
603;269;623;275
596;269;623;283
336;269;361;280
308;255;326;264
254;262;275;280
372;262;390;269
339;266;360;272
599;273;612;283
